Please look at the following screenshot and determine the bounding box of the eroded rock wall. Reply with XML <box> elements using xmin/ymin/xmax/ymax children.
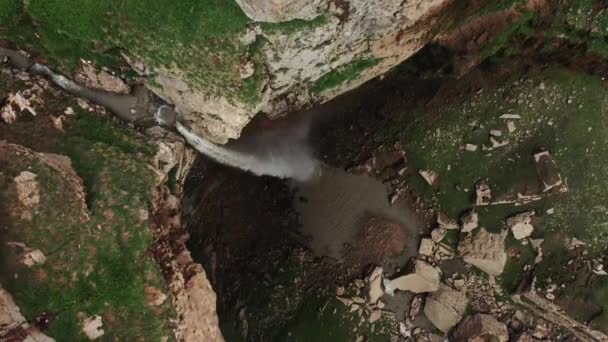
<box><xmin>142</xmin><ymin>0</ymin><xmax>452</xmax><ymax>144</ymax></box>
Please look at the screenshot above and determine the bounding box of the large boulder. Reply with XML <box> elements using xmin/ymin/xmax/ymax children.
<box><xmin>387</xmin><ymin>259</ymin><xmax>441</xmax><ymax>294</ymax></box>
<box><xmin>458</xmin><ymin>228</ymin><xmax>508</xmax><ymax>276</ymax></box>
<box><xmin>424</xmin><ymin>284</ymin><xmax>469</xmax><ymax>333</ymax></box>
<box><xmin>451</xmin><ymin>314</ymin><xmax>509</xmax><ymax>342</ymax></box>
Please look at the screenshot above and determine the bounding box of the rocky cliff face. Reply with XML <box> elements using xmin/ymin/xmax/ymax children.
<box><xmin>130</xmin><ymin>0</ymin><xmax>451</xmax><ymax>143</ymax></box>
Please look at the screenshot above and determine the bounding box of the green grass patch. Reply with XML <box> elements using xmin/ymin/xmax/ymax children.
<box><xmin>2</xmin><ymin>0</ymin><xmax>259</xmax><ymax>104</ymax></box>
<box><xmin>312</xmin><ymin>59</ymin><xmax>381</xmax><ymax>94</ymax></box>
<box><xmin>0</xmin><ymin>0</ymin><xmax>20</xmax><ymax>21</ymax></box>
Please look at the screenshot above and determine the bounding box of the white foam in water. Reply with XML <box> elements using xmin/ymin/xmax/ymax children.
<box><xmin>175</xmin><ymin>120</ymin><xmax>318</xmax><ymax>181</ymax></box>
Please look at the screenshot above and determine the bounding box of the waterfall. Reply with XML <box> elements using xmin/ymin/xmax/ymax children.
<box><xmin>175</xmin><ymin>121</ymin><xmax>318</xmax><ymax>181</ymax></box>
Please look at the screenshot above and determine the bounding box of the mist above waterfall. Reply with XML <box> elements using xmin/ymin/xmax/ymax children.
<box><xmin>176</xmin><ymin>115</ymin><xmax>318</xmax><ymax>181</ymax></box>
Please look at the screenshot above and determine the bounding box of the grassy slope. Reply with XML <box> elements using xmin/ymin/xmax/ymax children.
<box><xmin>0</xmin><ymin>67</ymin><xmax>174</xmax><ymax>339</ymax></box>
<box><xmin>0</xmin><ymin>0</ymin><xmax>258</xmax><ymax>103</ymax></box>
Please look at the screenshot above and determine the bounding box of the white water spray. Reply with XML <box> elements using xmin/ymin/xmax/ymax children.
<box><xmin>175</xmin><ymin>119</ymin><xmax>318</xmax><ymax>181</ymax></box>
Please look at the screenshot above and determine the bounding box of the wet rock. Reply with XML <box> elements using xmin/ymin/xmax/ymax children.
<box><xmin>419</xmin><ymin>170</ymin><xmax>439</xmax><ymax>187</ymax></box>
<box><xmin>458</xmin><ymin>228</ymin><xmax>508</xmax><ymax>276</ymax></box>
<box><xmin>388</xmin><ymin>259</ymin><xmax>440</xmax><ymax>294</ymax></box>
<box><xmin>507</xmin><ymin>211</ymin><xmax>535</xmax><ymax>240</ymax></box>
<box><xmin>475</xmin><ymin>181</ymin><xmax>492</xmax><ymax>205</ymax></box>
<box><xmin>424</xmin><ymin>284</ymin><xmax>468</xmax><ymax>333</ymax></box>
<box><xmin>437</xmin><ymin>212</ymin><xmax>459</xmax><ymax>230</ymax></box>
<box><xmin>368</xmin><ymin>266</ymin><xmax>384</xmax><ymax>304</ymax></box>
<box><xmin>451</xmin><ymin>314</ymin><xmax>508</xmax><ymax>342</ymax></box>
<box><xmin>533</xmin><ymin>151</ymin><xmax>566</xmax><ymax>192</ymax></box>
<box><xmin>461</xmin><ymin>210</ymin><xmax>478</xmax><ymax>233</ymax></box>
<box><xmin>76</xmin><ymin>62</ymin><xmax>130</xmax><ymax>94</ymax></box>
<box><xmin>82</xmin><ymin>315</ymin><xmax>104</xmax><ymax>340</ymax></box>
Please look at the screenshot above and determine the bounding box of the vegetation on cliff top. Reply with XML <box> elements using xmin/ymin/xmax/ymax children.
<box><xmin>0</xmin><ymin>0</ymin><xmax>259</xmax><ymax>103</ymax></box>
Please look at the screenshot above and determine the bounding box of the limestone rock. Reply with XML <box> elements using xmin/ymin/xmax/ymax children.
<box><xmin>418</xmin><ymin>238</ymin><xmax>435</xmax><ymax>256</ymax></box>
<box><xmin>368</xmin><ymin>266</ymin><xmax>384</xmax><ymax>304</ymax></box>
<box><xmin>475</xmin><ymin>181</ymin><xmax>492</xmax><ymax>206</ymax></box>
<box><xmin>507</xmin><ymin>211</ymin><xmax>535</xmax><ymax>240</ymax></box>
<box><xmin>0</xmin><ymin>286</ymin><xmax>54</xmax><ymax>341</ymax></box>
<box><xmin>465</xmin><ymin>143</ymin><xmax>478</xmax><ymax>152</ymax></box>
<box><xmin>1</xmin><ymin>92</ymin><xmax>37</xmax><ymax>124</ymax></box>
<box><xmin>431</xmin><ymin>228</ymin><xmax>447</xmax><ymax>242</ymax></box>
<box><xmin>533</xmin><ymin>151</ymin><xmax>566</xmax><ymax>192</ymax></box>
<box><xmin>461</xmin><ymin>210</ymin><xmax>479</xmax><ymax>233</ymax></box>
<box><xmin>20</xmin><ymin>249</ymin><xmax>47</xmax><ymax>267</ymax></box>
<box><xmin>144</xmin><ymin>285</ymin><xmax>168</xmax><ymax>306</ymax></box>
<box><xmin>388</xmin><ymin>259</ymin><xmax>440</xmax><ymax>294</ymax></box>
<box><xmin>82</xmin><ymin>315</ymin><xmax>104</xmax><ymax>340</ymax></box>
<box><xmin>437</xmin><ymin>212</ymin><xmax>459</xmax><ymax>230</ymax></box>
<box><xmin>424</xmin><ymin>284</ymin><xmax>468</xmax><ymax>333</ymax></box>
<box><xmin>13</xmin><ymin>171</ymin><xmax>40</xmax><ymax>221</ymax></box>
<box><xmin>368</xmin><ymin>310</ymin><xmax>382</xmax><ymax>323</ymax></box>
<box><xmin>419</xmin><ymin>170</ymin><xmax>439</xmax><ymax>186</ymax></box>
<box><xmin>233</xmin><ymin>0</ymin><xmax>326</xmax><ymax>22</ymax></box>
<box><xmin>76</xmin><ymin>62</ymin><xmax>130</xmax><ymax>94</ymax></box>
<box><xmin>458</xmin><ymin>228</ymin><xmax>507</xmax><ymax>276</ymax></box>
<box><xmin>451</xmin><ymin>314</ymin><xmax>508</xmax><ymax>342</ymax></box>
